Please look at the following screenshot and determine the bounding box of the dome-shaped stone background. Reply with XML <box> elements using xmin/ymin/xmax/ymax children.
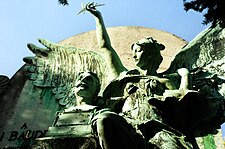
<box><xmin>58</xmin><ymin>26</ymin><xmax>188</xmax><ymax>72</ymax></box>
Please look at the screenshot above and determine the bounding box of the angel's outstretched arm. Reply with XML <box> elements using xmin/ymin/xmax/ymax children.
<box><xmin>82</xmin><ymin>2</ymin><xmax>127</xmax><ymax>78</ymax></box>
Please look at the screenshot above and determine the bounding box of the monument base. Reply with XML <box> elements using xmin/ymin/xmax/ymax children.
<box><xmin>30</xmin><ymin>136</ymin><xmax>99</xmax><ymax>149</ymax></box>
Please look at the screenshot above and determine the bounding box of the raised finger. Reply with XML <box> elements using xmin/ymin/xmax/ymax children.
<box><xmin>23</xmin><ymin>56</ymin><xmax>37</xmax><ymax>65</ymax></box>
<box><xmin>38</xmin><ymin>38</ymin><xmax>58</xmax><ymax>52</ymax></box>
<box><xmin>27</xmin><ymin>43</ymin><xmax>48</xmax><ymax>57</ymax></box>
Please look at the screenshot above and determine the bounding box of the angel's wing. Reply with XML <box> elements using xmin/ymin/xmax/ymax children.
<box><xmin>163</xmin><ymin>25</ymin><xmax>225</xmax><ymax>97</ymax></box>
<box><xmin>23</xmin><ymin>39</ymin><xmax>110</xmax><ymax>107</ymax></box>
<box><xmin>155</xmin><ymin>26</ymin><xmax>225</xmax><ymax>137</ymax></box>
<box><xmin>0</xmin><ymin>75</ymin><xmax>9</xmax><ymax>96</ymax></box>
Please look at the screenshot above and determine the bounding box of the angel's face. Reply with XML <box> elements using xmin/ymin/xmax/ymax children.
<box><xmin>75</xmin><ymin>72</ymin><xmax>99</xmax><ymax>105</ymax></box>
<box><xmin>132</xmin><ymin>44</ymin><xmax>144</xmax><ymax>67</ymax></box>
<box><xmin>132</xmin><ymin>43</ymin><xmax>163</xmax><ymax>75</ymax></box>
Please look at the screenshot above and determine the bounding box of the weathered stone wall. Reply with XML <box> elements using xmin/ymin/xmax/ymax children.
<box><xmin>0</xmin><ymin>66</ymin><xmax>61</xmax><ymax>147</ymax></box>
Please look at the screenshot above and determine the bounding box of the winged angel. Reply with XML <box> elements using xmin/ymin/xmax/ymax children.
<box><xmin>24</xmin><ymin>2</ymin><xmax>225</xmax><ymax>148</ymax></box>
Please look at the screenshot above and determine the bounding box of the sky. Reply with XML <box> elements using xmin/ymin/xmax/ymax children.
<box><xmin>1</xmin><ymin>0</ymin><xmax>224</xmax><ymax>137</ymax></box>
<box><xmin>0</xmin><ymin>0</ymin><xmax>209</xmax><ymax>78</ymax></box>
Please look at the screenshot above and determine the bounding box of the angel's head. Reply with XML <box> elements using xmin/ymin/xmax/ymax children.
<box><xmin>74</xmin><ymin>71</ymin><xmax>100</xmax><ymax>105</ymax></box>
<box><xmin>131</xmin><ymin>37</ymin><xmax>165</xmax><ymax>75</ymax></box>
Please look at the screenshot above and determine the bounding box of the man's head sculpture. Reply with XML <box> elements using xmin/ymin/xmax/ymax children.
<box><xmin>131</xmin><ymin>37</ymin><xmax>165</xmax><ymax>75</ymax></box>
<box><xmin>74</xmin><ymin>71</ymin><xmax>101</xmax><ymax>105</ymax></box>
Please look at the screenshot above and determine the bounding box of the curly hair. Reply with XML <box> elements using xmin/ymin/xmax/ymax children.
<box><xmin>131</xmin><ymin>37</ymin><xmax>165</xmax><ymax>53</ymax></box>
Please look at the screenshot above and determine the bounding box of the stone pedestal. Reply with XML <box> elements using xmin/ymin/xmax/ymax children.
<box><xmin>30</xmin><ymin>136</ymin><xmax>99</xmax><ymax>149</ymax></box>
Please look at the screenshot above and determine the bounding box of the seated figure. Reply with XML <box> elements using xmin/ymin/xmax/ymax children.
<box><xmin>30</xmin><ymin>71</ymin><xmax>145</xmax><ymax>149</ymax></box>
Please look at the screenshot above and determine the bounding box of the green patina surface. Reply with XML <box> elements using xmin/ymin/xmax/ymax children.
<box><xmin>203</xmin><ymin>135</ymin><xmax>216</xmax><ymax>149</ymax></box>
<box><xmin>1</xmin><ymin>2</ymin><xmax>225</xmax><ymax>149</ymax></box>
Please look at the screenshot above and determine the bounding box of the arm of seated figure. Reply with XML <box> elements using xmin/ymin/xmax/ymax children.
<box><xmin>84</xmin><ymin>3</ymin><xmax>127</xmax><ymax>78</ymax></box>
<box><xmin>105</xmin><ymin>97</ymin><xmax>127</xmax><ymax>112</ymax></box>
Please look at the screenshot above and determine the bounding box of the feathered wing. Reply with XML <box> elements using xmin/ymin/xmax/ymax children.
<box><xmin>160</xmin><ymin>25</ymin><xmax>225</xmax><ymax>137</ymax></box>
<box><xmin>23</xmin><ymin>38</ymin><xmax>109</xmax><ymax>107</ymax></box>
<box><xmin>163</xmin><ymin>25</ymin><xmax>225</xmax><ymax>97</ymax></box>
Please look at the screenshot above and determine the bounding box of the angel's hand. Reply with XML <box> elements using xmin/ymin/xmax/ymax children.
<box><xmin>85</xmin><ymin>2</ymin><xmax>97</xmax><ymax>12</ymax></box>
<box><xmin>78</xmin><ymin>2</ymin><xmax>104</xmax><ymax>16</ymax></box>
